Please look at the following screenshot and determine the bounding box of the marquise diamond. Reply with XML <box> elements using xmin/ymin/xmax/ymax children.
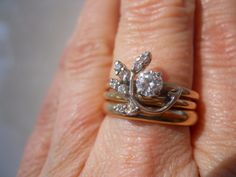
<box><xmin>132</xmin><ymin>51</ymin><xmax>151</xmax><ymax>73</ymax></box>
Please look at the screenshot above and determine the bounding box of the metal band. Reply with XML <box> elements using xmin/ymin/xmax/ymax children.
<box><xmin>104</xmin><ymin>102</ymin><xmax>197</xmax><ymax>126</ymax></box>
<box><xmin>162</xmin><ymin>83</ymin><xmax>199</xmax><ymax>100</ymax></box>
<box><xmin>104</xmin><ymin>91</ymin><xmax>197</xmax><ymax>110</ymax></box>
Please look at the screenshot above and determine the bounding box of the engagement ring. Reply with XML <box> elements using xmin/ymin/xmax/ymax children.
<box><xmin>104</xmin><ymin>52</ymin><xmax>199</xmax><ymax>126</ymax></box>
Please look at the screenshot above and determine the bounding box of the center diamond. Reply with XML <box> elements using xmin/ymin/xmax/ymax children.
<box><xmin>136</xmin><ymin>71</ymin><xmax>163</xmax><ymax>97</ymax></box>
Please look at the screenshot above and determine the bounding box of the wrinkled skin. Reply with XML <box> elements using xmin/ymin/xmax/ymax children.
<box><xmin>17</xmin><ymin>0</ymin><xmax>236</xmax><ymax>177</ymax></box>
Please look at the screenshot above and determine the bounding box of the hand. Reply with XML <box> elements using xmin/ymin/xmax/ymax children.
<box><xmin>17</xmin><ymin>0</ymin><xmax>236</xmax><ymax>176</ymax></box>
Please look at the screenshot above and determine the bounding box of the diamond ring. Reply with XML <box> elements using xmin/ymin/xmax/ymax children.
<box><xmin>104</xmin><ymin>52</ymin><xmax>199</xmax><ymax>126</ymax></box>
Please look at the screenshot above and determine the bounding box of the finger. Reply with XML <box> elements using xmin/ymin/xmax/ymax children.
<box><xmin>82</xmin><ymin>0</ymin><xmax>198</xmax><ymax>176</ymax></box>
<box><xmin>193</xmin><ymin>0</ymin><xmax>236</xmax><ymax>176</ymax></box>
<box><xmin>17</xmin><ymin>75</ymin><xmax>60</xmax><ymax>177</ymax></box>
<box><xmin>39</xmin><ymin>0</ymin><xmax>119</xmax><ymax>176</ymax></box>
<box><xmin>17</xmin><ymin>0</ymin><xmax>119</xmax><ymax>176</ymax></box>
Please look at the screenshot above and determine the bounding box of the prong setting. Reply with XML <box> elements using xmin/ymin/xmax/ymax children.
<box><xmin>109</xmin><ymin>52</ymin><xmax>181</xmax><ymax>115</ymax></box>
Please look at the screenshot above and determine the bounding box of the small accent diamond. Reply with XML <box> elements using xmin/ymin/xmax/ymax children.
<box><xmin>125</xmin><ymin>102</ymin><xmax>139</xmax><ymax>115</ymax></box>
<box><xmin>132</xmin><ymin>51</ymin><xmax>151</xmax><ymax>73</ymax></box>
<box><xmin>114</xmin><ymin>60</ymin><xmax>130</xmax><ymax>82</ymax></box>
<box><xmin>118</xmin><ymin>69</ymin><xmax>130</xmax><ymax>82</ymax></box>
<box><xmin>117</xmin><ymin>84</ymin><xmax>128</xmax><ymax>95</ymax></box>
<box><xmin>113</xmin><ymin>102</ymin><xmax>139</xmax><ymax>115</ymax></box>
<box><xmin>114</xmin><ymin>61</ymin><xmax>123</xmax><ymax>73</ymax></box>
<box><xmin>114</xmin><ymin>104</ymin><xmax>126</xmax><ymax>113</ymax></box>
<box><xmin>109</xmin><ymin>78</ymin><xmax>120</xmax><ymax>89</ymax></box>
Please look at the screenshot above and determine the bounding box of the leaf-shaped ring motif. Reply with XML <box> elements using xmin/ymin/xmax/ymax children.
<box><xmin>109</xmin><ymin>52</ymin><xmax>183</xmax><ymax>116</ymax></box>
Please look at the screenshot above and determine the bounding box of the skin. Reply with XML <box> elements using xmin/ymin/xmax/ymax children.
<box><xmin>17</xmin><ymin>0</ymin><xmax>236</xmax><ymax>176</ymax></box>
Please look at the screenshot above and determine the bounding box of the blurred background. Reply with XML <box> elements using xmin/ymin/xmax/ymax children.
<box><xmin>0</xmin><ymin>0</ymin><xmax>84</xmax><ymax>176</ymax></box>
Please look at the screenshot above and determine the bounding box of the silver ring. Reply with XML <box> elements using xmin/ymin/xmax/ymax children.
<box><xmin>104</xmin><ymin>51</ymin><xmax>199</xmax><ymax>126</ymax></box>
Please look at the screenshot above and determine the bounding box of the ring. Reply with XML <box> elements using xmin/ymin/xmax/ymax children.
<box><xmin>104</xmin><ymin>51</ymin><xmax>199</xmax><ymax>126</ymax></box>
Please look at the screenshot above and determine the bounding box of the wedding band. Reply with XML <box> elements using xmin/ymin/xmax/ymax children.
<box><xmin>104</xmin><ymin>51</ymin><xmax>199</xmax><ymax>126</ymax></box>
<box><xmin>104</xmin><ymin>102</ymin><xmax>197</xmax><ymax>126</ymax></box>
<box><xmin>104</xmin><ymin>91</ymin><xmax>197</xmax><ymax>110</ymax></box>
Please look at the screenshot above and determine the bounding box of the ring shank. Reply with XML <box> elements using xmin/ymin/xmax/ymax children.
<box><xmin>107</xmin><ymin>82</ymin><xmax>199</xmax><ymax>100</ymax></box>
<box><xmin>105</xmin><ymin>80</ymin><xmax>198</xmax><ymax>126</ymax></box>
<box><xmin>104</xmin><ymin>102</ymin><xmax>197</xmax><ymax>126</ymax></box>
<box><xmin>105</xmin><ymin>53</ymin><xmax>199</xmax><ymax>126</ymax></box>
<box><xmin>105</xmin><ymin>91</ymin><xmax>197</xmax><ymax>110</ymax></box>
<box><xmin>163</xmin><ymin>82</ymin><xmax>199</xmax><ymax>100</ymax></box>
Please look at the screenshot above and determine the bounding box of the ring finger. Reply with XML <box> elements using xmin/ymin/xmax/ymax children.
<box><xmin>82</xmin><ymin>0</ymin><xmax>197</xmax><ymax>176</ymax></box>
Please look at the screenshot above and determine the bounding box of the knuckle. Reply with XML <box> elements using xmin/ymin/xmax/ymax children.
<box><xmin>60</xmin><ymin>38</ymin><xmax>112</xmax><ymax>75</ymax></box>
<box><xmin>57</xmin><ymin>93</ymin><xmax>103</xmax><ymax>141</ymax></box>
<box><xmin>122</xmin><ymin>0</ymin><xmax>194</xmax><ymax>33</ymax></box>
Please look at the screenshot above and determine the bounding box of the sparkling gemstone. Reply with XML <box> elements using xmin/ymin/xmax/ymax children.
<box><xmin>132</xmin><ymin>59</ymin><xmax>143</xmax><ymax>72</ymax></box>
<box><xmin>132</xmin><ymin>51</ymin><xmax>151</xmax><ymax>73</ymax></box>
<box><xmin>136</xmin><ymin>71</ymin><xmax>163</xmax><ymax>97</ymax></box>
<box><xmin>117</xmin><ymin>84</ymin><xmax>128</xmax><ymax>95</ymax></box>
<box><xmin>109</xmin><ymin>78</ymin><xmax>120</xmax><ymax>89</ymax></box>
<box><xmin>114</xmin><ymin>103</ymin><xmax>138</xmax><ymax>115</ymax></box>
<box><xmin>118</xmin><ymin>69</ymin><xmax>130</xmax><ymax>82</ymax></box>
<box><xmin>114</xmin><ymin>60</ymin><xmax>130</xmax><ymax>82</ymax></box>
<box><xmin>114</xmin><ymin>61</ymin><xmax>123</xmax><ymax>73</ymax></box>
<box><xmin>114</xmin><ymin>104</ymin><xmax>126</xmax><ymax>113</ymax></box>
<box><xmin>125</xmin><ymin>102</ymin><xmax>139</xmax><ymax>115</ymax></box>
